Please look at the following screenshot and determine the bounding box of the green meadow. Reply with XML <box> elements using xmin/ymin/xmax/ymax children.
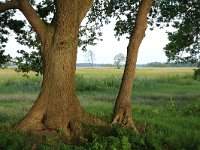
<box><xmin>0</xmin><ymin>68</ymin><xmax>200</xmax><ymax>150</ymax></box>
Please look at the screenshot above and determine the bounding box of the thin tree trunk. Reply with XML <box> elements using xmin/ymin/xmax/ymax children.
<box><xmin>112</xmin><ymin>0</ymin><xmax>154</xmax><ymax>133</ymax></box>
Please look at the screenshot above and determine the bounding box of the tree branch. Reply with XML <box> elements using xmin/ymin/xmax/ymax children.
<box><xmin>0</xmin><ymin>0</ymin><xmax>19</xmax><ymax>13</ymax></box>
<box><xmin>18</xmin><ymin>0</ymin><xmax>47</xmax><ymax>42</ymax></box>
<box><xmin>78</xmin><ymin>0</ymin><xmax>94</xmax><ymax>23</ymax></box>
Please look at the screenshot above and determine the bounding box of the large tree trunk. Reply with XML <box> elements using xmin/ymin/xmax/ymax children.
<box><xmin>112</xmin><ymin>0</ymin><xmax>153</xmax><ymax>133</ymax></box>
<box><xmin>14</xmin><ymin>0</ymin><xmax>105</xmax><ymax>140</ymax></box>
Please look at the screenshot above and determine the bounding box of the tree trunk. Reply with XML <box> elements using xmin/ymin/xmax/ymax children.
<box><xmin>112</xmin><ymin>0</ymin><xmax>153</xmax><ymax>133</ymax></box>
<box><xmin>14</xmin><ymin>0</ymin><xmax>105</xmax><ymax>141</ymax></box>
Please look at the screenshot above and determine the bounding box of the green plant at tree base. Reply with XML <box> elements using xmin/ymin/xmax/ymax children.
<box><xmin>193</xmin><ymin>63</ymin><xmax>200</xmax><ymax>81</ymax></box>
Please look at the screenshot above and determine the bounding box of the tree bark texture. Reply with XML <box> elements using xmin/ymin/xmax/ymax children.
<box><xmin>6</xmin><ymin>0</ymin><xmax>101</xmax><ymax>140</ymax></box>
<box><xmin>112</xmin><ymin>0</ymin><xmax>154</xmax><ymax>133</ymax></box>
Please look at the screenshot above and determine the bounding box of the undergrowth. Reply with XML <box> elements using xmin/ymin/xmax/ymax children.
<box><xmin>0</xmin><ymin>101</ymin><xmax>200</xmax><ymax>150</ymax></box>
<box><xmin>0</xmin><ymin>68</ymin><xmax>200</xmax><ymax>149</ymax></box>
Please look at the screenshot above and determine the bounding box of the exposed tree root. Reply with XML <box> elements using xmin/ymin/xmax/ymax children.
<box><xmin>13</xmin><ymin>94</ymin><xmax>108</xmax><ymax>145</ymax></box>
<box><xmin>111</xmin><ymin>110</ymin><xmax>139</xmax><ymax>134</ymax></box>
<box><xmin>14</xmin><ymin>121</ymin><xmax>46</xmax><ymax>132</ymax></box>
<box><xmin>15</xmin><ymin>119</ymin><xmax>86</xmax><ymax>144</ymax></box>
<box><xmin>14</xmin><ymin>107</ymin><xmax>107</xmax><ymax>144</ymax></box>
<box><xmin>13</xmin><ymin>107</ymin><xmax>46</xmax><ymax>132</ymax></box>
<box><xmin>81</xmin><ymin>111</ymin><xmax>108</xmax><ymax>126</ymax></box>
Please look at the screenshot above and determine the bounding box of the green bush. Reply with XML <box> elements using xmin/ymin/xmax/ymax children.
<box><xmin>85</xmin><ymin>134</ymin><xmax>132</xmax><ymax>150</ymax></box>
<box><xmin>193</xmin><ymin>67</ymin><xmax>200</xmax><ymax>80</ymax></box>
<box><xmin>0</xmin><ymin>132</ymin><xmax>30</xmax><ymax>150</ymax></box>
<box><xmin>183</xmin><ymin>103</ymin><xmax>200</xmax><ymax>115</ymax></box>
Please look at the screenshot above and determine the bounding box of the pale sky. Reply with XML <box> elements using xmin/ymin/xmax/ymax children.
<box><xmin>3</xmin><ymin>12</ymin><xmax>170</xmax><ymax>65</ymax></box>
<box><xmin>77</xmin><ymin>23</ymin><xmax>169</xmax><ymax>64</ymax></box>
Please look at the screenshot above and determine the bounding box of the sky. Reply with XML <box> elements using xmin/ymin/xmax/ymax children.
<box><xmin>4</xmin><ymin>13</ymin><xmax>170</xmax><ymax>65</ymax></box>
<box><xmin>77</xmin><ymin>24</ymin><xmax>169</xmax><ymax>64</ymax></box>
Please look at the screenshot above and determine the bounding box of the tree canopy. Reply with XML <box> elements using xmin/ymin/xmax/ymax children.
<box><xmin>90</xmin><ymin>0</ymin><xmax>200</xmax><ymax>67</ymax></box>
<box><xmin>0</xmin><ymin>0</ymin><xmax>156</xmax><ymax>73</ymax></box>
<box><xmin>0</xmin><ymin>0</ymin><xmax>101</xmax><ymax>74</ymax></box>
<box><xmin>1</xmin><ymin>0</ymin><xmax>199</xmax><ymax>72</ymax></box>
<box><xmin>158</xmin><ymin>0</ymin><xmax>200</xmax><ymax>64</ymax></box>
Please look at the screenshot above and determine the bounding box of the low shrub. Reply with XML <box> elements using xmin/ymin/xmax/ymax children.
<box><xmin>183</xmin><ymin>103</ymin><xmax>200</xmax><ymax>115</ymax></box>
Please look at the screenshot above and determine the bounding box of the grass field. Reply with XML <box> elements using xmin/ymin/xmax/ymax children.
<box><xmin>0</xmin><ymin>67</ymin><xmax>200</xmax><ymax>150</ymax></box>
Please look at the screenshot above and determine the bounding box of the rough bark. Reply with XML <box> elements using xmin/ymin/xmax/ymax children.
<box><xmin>2</xmin><ymin>0</ymin><xmax>106</xmax><ymax>141</ymax></box>
<box><xmin>0</xmin><ymin>0</ymin><xmax>19</xmax><ymax>13</ymax></box>
<box><xmin>112</xmin><ymin>0</ymin><xmax>154</xmax><ymax>133</ymax></box>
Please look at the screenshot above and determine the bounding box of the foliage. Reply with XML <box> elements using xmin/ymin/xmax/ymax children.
<box><xmin>0</xmin><ymin>0</ymin><xmax>166</xmax><ymax>74</ymax></box>
<box><xmin>1</xmin><ymin>105</ymin><xmax>200</xmax><ymax>150</ymax></box>
<box><xmin>85</xmin><ymin>133</ymin><xmax>132</xmax><ymax>150</ymax></box>
<box><xmin>146</xmin><ymin>62</ymin><xmax>170</xmax><ymax>67</ymax></box>
<box><xmin>193</xmin><ymin>67</ymin><xmax>200</xmax><ymax>81</ymax></box>
<box><xmin>149</xmin><ymin>0</ymin><xmax>200</xmax><ymax>79</ymax></box>
<box><xmin>0</xmin><ymin>0</ymin><xmax>102</xmax><ymax>74</ymax></box>
<box><xmin>14</xmin><ymin>50</ymin><xmax>43</xmax><ymax>76</ymax></box>
<box><xmin>0</xmin><ymin>0</ymin><xmax>199</xmax><ymax>77</ymax></box>
<box><xmin>0</xmin><ymin>131</ymin><xmax>76</xmax><ymax>150</ymax></box>
<box><xmin>113</xmin><ymin>53</ymin><xmax>125</xmax><ymax>69</ymax></box>
<box><xmin>146</xmin><ymin>62</ymin><xmax>196</xmax><ymax>67</ymax></box>
<box><xmin>90</xmin><ymin>0</ymin><xmax>200</xmax><ymax>79</ymax></box>
<box><xmin>0</xmin><ymin>10</ymin><xmax>17</xmax><ymax>68</ymax></box>
<box><xmin>158</xmin><ymin>1</ymin><xmax>200</xmax><ymax>65</ymax></box>
<box><xmin>183</xmin><ymin>103</ymin><xmax>200</xmax><ymax>116</ymax></box>
<box><xmin>88</xmin><ymin>0</ymin><xmax>158</xmax><ymax>38</ymax></box>
<box><xmin>193</xmin><ymin>63</ymin><xmax>200</xmax><ymax>81</ymax></box>
<box><xmin>0</xmin><ymin>50</ymin><xmax>11</xmax><ymax>69</ymax></box>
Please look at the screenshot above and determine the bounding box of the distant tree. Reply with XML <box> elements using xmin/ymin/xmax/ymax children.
<box><xmin>84</xmin><ymin>50</ymin><xmax>95</xmax><ymax>68</ymax></box>
<box><xmin>146</xmin><ymin>62</ymin><xmax>196</xmax><ymax>68</ymax></box>
<box><xmin>102</xmin><ymin>64</ymin><xmax>113</xmax><ymax>67</ymax></box>
<box><xmin>146</xmin><ymin>62</ymin><xmax>170</xmax><ymax>67</ymax></box>
<box><xmin>114</xmin><ymin>53</ymin><xmax>125</xmax><ymax>69</ymax></box>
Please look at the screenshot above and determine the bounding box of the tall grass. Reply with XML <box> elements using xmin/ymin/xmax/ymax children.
<box><xmin>0</xmin><ymin>68</ymin><xmax>200</xmax><ymax>149</ymax></box>
<box><xmin>0</xmin><ymin>77</ymin><xmax>42</xmax><ymax>93</ymax></box>
<box><xmin>1</xmin><ymin>68</ymin><xmax>199</xmax><ymax>102</ymax></box>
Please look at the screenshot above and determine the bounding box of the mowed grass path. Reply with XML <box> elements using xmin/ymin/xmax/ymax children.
<box><xmin>0</xmin><ymin>67</ymin><xmax>200</xmax><ymax>149</ymax></box>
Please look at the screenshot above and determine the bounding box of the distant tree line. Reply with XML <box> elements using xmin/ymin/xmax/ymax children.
<box><xmin>145</xmin><ymin>62</ymin><xmax>197</xmax><ymax>67</ymax></box>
